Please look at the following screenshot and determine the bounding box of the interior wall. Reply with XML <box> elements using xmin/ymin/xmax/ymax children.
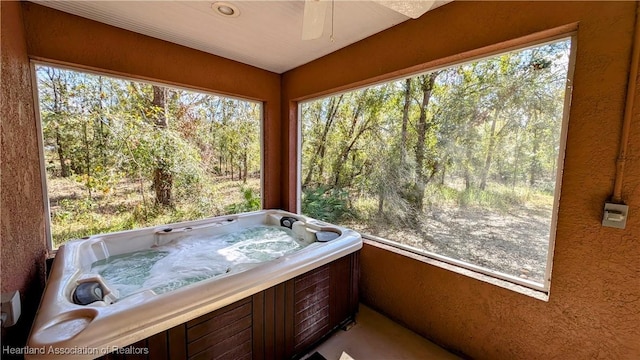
<box><xmin>20</xmin><ymin>2</ymin><xmax>283</xmax><ymax>209</ymax></box>
<box><xmin>283</xmin><ymin>1</ymin><xmax>640</xmax><ymax>358</ymax></box>
<box><xmin>0</xmin><ymin>0</ymin><xmax>47</xmax><ymax>344</ymax></box>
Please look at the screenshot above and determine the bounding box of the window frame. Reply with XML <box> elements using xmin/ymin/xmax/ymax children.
<box><xmin>31</xmin><ymin>60</ymin><xmax>265</xmax><ymax>252</ymax></box>
<box><xmin>296</xmin><ymin>34</ymin><xmax>577</xmax><ymax>294</ymax></box>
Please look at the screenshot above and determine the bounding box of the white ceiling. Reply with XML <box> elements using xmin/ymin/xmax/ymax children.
<box><xmin>33</xmin><ymin>1</ymin><xmax>450</xmax><ymax>74</ymax></box>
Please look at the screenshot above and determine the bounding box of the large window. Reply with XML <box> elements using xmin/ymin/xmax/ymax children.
<box><xmin>300</xmin><ymin>38</ymin><xmax>573</xmax><ymax>291</ymax></box>
<box><xmin>35</xmin><ymin>64</ymin><xmax>262</xmax><ymax>248</ymax></box>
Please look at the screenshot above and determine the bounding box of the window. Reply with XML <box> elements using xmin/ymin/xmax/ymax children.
<box><xmin>299</xmin><ymin>38</ymin><xmax>574</xmax><ymax>291</ymax></box>
<box><xmin>35</xmin><ymin>64</ymin><xmax>262</xmax><ymax>248</ymax></box>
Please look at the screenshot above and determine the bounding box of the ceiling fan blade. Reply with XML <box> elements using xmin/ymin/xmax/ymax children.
<box><xmin>373</xmin><ymin>0</ymin><xmax>437</xmax><ymax>19</ymax></box>
<box><xmin>302</xmin><ymin>0</ymin><xmax>330</xmax><ymax>40</ymax></box>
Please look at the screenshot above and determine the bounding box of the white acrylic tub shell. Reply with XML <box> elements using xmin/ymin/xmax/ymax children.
<box><xmin>27</xmin><ymin>210</ymin><xmax>362</xmax><ymax>359</ymax></box>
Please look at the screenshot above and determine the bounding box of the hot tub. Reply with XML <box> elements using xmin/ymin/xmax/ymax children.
<box><xmin>27</xmin><ymin>210</ymin><xmax>362</xmax><ymax>359</ymax></box>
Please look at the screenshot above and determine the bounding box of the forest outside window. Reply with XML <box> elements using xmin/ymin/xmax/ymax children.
<box><xmin>300</xmin><ymin>38</ymin><xmax>573</xmax><ymax>291</ymax></box>
<box><xmin>35</xmin><ymin>64</ymin><xmax>262</xmax><ymax>248</ymax></box>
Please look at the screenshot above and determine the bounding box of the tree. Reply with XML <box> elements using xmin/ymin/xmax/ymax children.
<box><xmin>150</xmin><ymin>85</ymin><xmax>173</xmax><ymax>206</ymax></box>
<box><xmin>300</xmin><ymin>38</ymin><xmax>572</xmax><ymax>235</ymax></box>
<box><xmin>302</xmin><ymin>95</ymin><xmax>343</xmax><ymax>187</ymax></box>
<box><xmin>409</xmin><ymin>72</ymin><xmax>441</xmax><ymax>212</ymax></box>
<box><xmin>39</xmin><ymin>67</ymin><xmax>75</xmax><ymax>177</ymax></box>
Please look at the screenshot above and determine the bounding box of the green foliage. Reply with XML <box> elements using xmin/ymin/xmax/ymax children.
<box><xmin>456</xmin><ymin>187</ymin><xmax>526</xmax><ymax>211</ymax></box>
<box><xmin>36</xmin><ymin>65</ymin><xmax>263</xmax><ymax>246</ymax></box>
<box><xmin>51</xmin><ymin>197</ymin><xmax>133</xmax><ymax>247</ymax></box>
<box><xmin>300</xmin><ymin>39</ymin><xmax>571</xmax><ymax>228</ymax></box>
<box><xmin>302</xmin><ymin>187</ymin><xmax>352</xmax><ymax>223</ymax></box>
<box><xmin>225</xmin><ymin>187</ymin><xmax>261</xmax><ymax>213</ymax></box>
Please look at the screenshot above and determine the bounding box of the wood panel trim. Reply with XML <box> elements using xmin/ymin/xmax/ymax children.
<box><xmin>350</xmin><ymin>251</ymin><xmax>360</xmax><ymax>316</ymax></box>
<box><xmin>284</xmin><ymin>279</ymin><xmax>295</xmax><ymax>358</ymax></box>
<box><xmin>277</xmin><ymin>282</ymin><xmax>288</xmax><ymax>359</ymax></box>
<box><xmin>147</xmin><ymin>331</ymin><xmax>169</xmax><ymax>360</ymax></box>
<box><xmin>188</xmin><ymin>315</ymin><xmax>252</xmax><ymax>355</ymax></box>
<box><xmin>187</xmin><ymin>303</ymin><xmax>252</xmax><ymax>341</ymax></box>
<box><xmin>252</xmin><ymin>291</ymin><xmax>265</xmax><ymax>360</ymax></box>
<box><xmin>168</xmin><ymin>325</ymin><xmax>187</xmax><ymax>360</ymax></box>
<box><xmin>187</xmin><ymin>297</ymin><xmax>251</xmax><ymax>328</ymax></box>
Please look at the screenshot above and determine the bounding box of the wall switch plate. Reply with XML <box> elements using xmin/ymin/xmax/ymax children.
<box><xmin>1</xmin><ymin>290</ymin><xmax>21</xmax><ymax>327</ymax></box>
<box><xmin>602</xmin><ymin>203</ymin><xmax>629</xmax><ymax>229</ymax></box>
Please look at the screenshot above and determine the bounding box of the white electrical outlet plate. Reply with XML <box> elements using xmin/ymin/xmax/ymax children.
<box><xmin>602</xmin><ymin>203</ymin><xmax>629</xmax><ymax>229</ymax></box>
<box><xmin>1</xmin><ymin>290</ymin><xmax>21</xmax><ymax>327</ymax></box>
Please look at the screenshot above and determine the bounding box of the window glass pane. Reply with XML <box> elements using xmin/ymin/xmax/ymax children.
<box><xmin>35</xmin><ymin>65</ymin><xmax>262</xmax><ymax>248</ymax></box>
<box><xmin>300</xmin><ymin>38</ymin><xmax>572</xmax><ymax>286</ymax></box>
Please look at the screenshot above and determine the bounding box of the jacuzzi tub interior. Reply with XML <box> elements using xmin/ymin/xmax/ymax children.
<box><xmin>27</xmin><ymin>210</ymin><xmax>362</xmax><ymax>359</ymax></box>
<box><xmin>86</xmin><ymin>223</ymin><xmax>312</xmax><ymax>302</ymax></box>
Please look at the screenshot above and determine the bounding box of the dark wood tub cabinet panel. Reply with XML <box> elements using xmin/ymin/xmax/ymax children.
<box><xmin>99</xmin><ymin>251</ymin><xmax>359</xmax><ymax>360</ymax></box>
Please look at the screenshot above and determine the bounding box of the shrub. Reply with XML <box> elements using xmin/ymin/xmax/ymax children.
<box><xmin>457</xmin><ymin>186</ymin><xmax>526</xmax><ymax>211</ymax></box>
<box><xmin>302</xmin><ymin>186</ymin><xmax>352</xmax><ymax>223</ymax></box>
<box><xmin>225</xmin><ymin>187</ymin><xmax>261</xmax><ymax>213</ymax></box>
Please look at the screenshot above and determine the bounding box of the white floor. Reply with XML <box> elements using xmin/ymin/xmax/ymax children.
<box><xmin>304</xmin><ymin>304</ymin><xmax>461</xmax><ymax>360</ymax></box>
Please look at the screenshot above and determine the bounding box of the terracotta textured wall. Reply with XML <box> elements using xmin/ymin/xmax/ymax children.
<box><xmin>0</xmin><ymin>0</ymin><xmax>48</xmax><ymax>344</ymax></box>
<box><xmin>283</xmin><ymin>1</ymin><xmax>639</xmax><ymax>359</ymax></box>
<box><xmin>20</xmin><ymin>2</ymin><xmax>283</xmax><ymax>209</ymax></box>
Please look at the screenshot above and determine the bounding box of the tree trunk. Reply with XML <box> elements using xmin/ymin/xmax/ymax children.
<box><xmin>55</xmin><ymin>130</ymin><xmax>70</xmax><ymax>177</ymax></box>
<box><xmin>333</xmin><ymin>91</ymin><xmax>367</xmax><ymax>187</ymax></box>
<box><xmin>96</xmin><ymin>76</ymin><xmax>107</xmax><ymax>168</ymax></box>
<box><xmin>83</xmin><ymin>121</ymin><xmax>92</xmax><ymax>199</ymax></box>
<box><xmin>400</xmin><ymin>78</ymin><xmax>411</xmax><ymax>162</ymax></box>
<box><xmin>347</xmin><ymin>152</ymin><xmax>358</xmax><ymax>188</ymax></box>
<box><xmin>317</xmin><ymin>145</ymin><xmax>326</xmax><ymax>182</ymax></box>
<box><xmin>529</xmin><ymin>128</ymin><xmax>541</xmax><ymax>187</ymax></box>
<box><xmin>153</xmin><ymin>164</ymin><xmax>172</xmax><ymax>206</ymax></box>
<box><xmin>411</xmin><ymin>73</ymin><xmax>438</xmax><ymax>213</ymax></box>
<box><xmin>464</xmin><ymin>165</ymin><xmax>472</xmax><ymax>190</ymax></box>
<box><xmin>512</xmin><ymin>128</ymin><xmax>521</xmax><ymax>189</ymax></box>
<box><xmin>377</xmin><ymin>79</ymin><xmax>411</xmax><ymax>215</ymax></box>
<box><xmin>303</xmin><ymin>95</ymin><xmax>343</xmax><ymax>187</ymax></box>
<box><xmin>480</xmin><ymin>113</ymin><xmax>498</xmax><ymax>191</ymax></box>
<box><xmin>152</xmin><ymin>85</ymin><xmax>173</xmax><ymax>206</ymax></box>
<box><xmin>243</xmin><ymin>151</ymin><xmax>248</xmax><ymax>184</ymax></box>
<box><xmin>50</xmin><ymin>69</ymin><xmax>71</xmax><ymax>177</ymax></box>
